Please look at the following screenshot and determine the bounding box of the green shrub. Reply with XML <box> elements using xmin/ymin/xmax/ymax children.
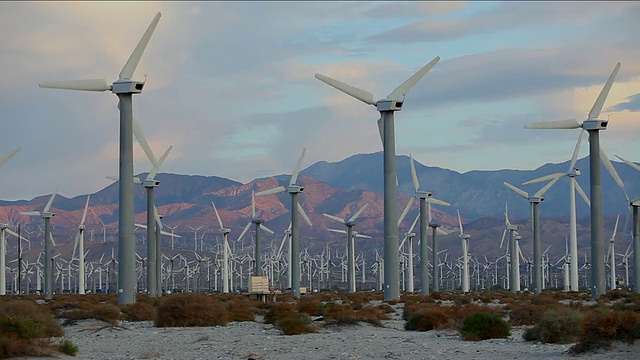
<box><xmin>0</xmin><ymin>300</ymin><xmax>64</xmax><ymax>358</ymax></box>
<box><xmin>58</xmin><ymin>338</ymin><xmax>78</xmax><ymax>356</ymax></box>
<box><xmin>524</xmin><ymin>308</ymin><xmax>584</xmax><ymax>344</ymax></box>
<box><xmin>570</xmin><ymin>309</ymin><xmax>640</xmax><ymax>354</ymax></box>
<box><xmin>459</xmin><ymin>312</ymin><xmax>511</xmax><ymax>341</ymax></box>
<box><xmin>274</xmin><ymin>313</ymin><xmax>317</xmax><ymax>335</ymax></box>
<box><xmin>155</xmin><ymin>293</ymin><xmax>230</xmax><ymax>327</ymax></box>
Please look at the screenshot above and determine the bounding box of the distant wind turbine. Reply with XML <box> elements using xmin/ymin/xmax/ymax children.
<box><xmin>315</xmin><ymin>56</ymin><xmax>440</xmax><ymax>301</ymax></box>
<box><xmin>236</xmin><ymin>190</ymin><xmax>275</xmax><ymax>277</ymax></box>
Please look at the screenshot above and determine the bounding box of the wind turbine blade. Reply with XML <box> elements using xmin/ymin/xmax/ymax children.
<box><xmin>522</xmin><ymin>173</ymin><xmax>564</xmax><ymax>185</ymax></box>
<box><xmin>399</xmin><ymin>235</ymin><xmax>408</xmax><ymax>250</ymax></box>
<box><xmin>327</xmin><ymin>228</ymin><xmax>347</xmax><ymax>235</ymax></box>
<box><xmin>387</xmin><ymin>56</ymin><xmax>440</xmax><ymax>101</ymax></box>
<box><xmin>354</xmin><ymin>233</ymin><xmax>372</xmax><ymax>239</ymax></box>
<box><xmin>615</xmin><ymin>155</ymin><xmax>640</xmax><ymax>172</ymax></box>
<box><xmin>255</xmin><ymin>186</ymin><xmax>287</xmax><ymax>196</ymax></box>
<box><xmin>376</xmin><ymin>117</ymin><xmax>384</xmax><ymax>146</ymax></box>
<box><xmin>20</xmin><ymin>211</ymin><xmax>41</xmax><ymax>216</ymax></box>
<box><xmin>499</xmin><ymin>228</ymin><xmax>507</xmax><ymax>249</ymax></box>
<box><xmin>524</xmin><ymin>119</ymin><xmax>581</xmax><ymax>129</ymax></box>
<box><xmin>211</xmin><ymin>201</ymin><xmax>224</xmax><ymax>229</ymax></box>
<box><xmin>408</xmin><ymin>213</ymin><xmax>420</xmax><ymax>234</ymax></box>
<box><xmin>154</xmin><ymin>206</ymin><xmax>163</xmax><ymax>230</ymax></box>
<box><xmin>149</xmin><ymin>145</ymin><xmax>172</xmax><ymax>180</ymax></box>
<box><xmin>135</xmin><ymin>223</ymin><xmax>147</xmax><ymax>229</ymax></box>
<box><xmin>588</xmin><ymin>62</ymin><xmax>621</xmax><ymax>120</ymax></box>
<box><xmin>314</xmin><ymin>73</ymin><xmax>376</xmax><ymax>105</ymax></box>
<box><xmin>425</xmin><ymin>196</ymin><xmax>451</xmax><ymax>207</ymax></box>
<box><xmin>237</xmin><ymin>222</ymin><xmax>251</xmax><ymax>242</ymax></box>
<box><xmin>600</xmin><ymin>148</ymin><xmax>625</xmax><ymax>190</ymax></box>
<box><xmin>49</xmin><ymin>233</ymin><xmax>56</xmax><ymax>247</ymax></box>
<box><xmin>427</xmin><ymin>201</ymin><xmax>432</xmax><ymax>223</ymax></box>
<box><xmin>80</xmin><ymin>194</ymin><xmax>91</xmax><ymax>225</ymax></box>
<box><xmin>0</xmin><ymin>148</ymin><xmax>20</xmax><ymax>167</ymax></box>
<box><xmin>43</xmin><ymin>189</ymin><xmax>58</xmax><ymax>213</ymax></box>
<box><xmin>534</xmin><ymin>176</ymin><xmax>560</xmax><ymax>198</ymax></box>
<box><xmin>323</xmin><ymin>213</ymin><xmax>345</xmax><ymax>224</ymax></box>
<box><xmin>119</xmin><ymin>12</ymin><xmax>162</xmax><ymax>80</ymax></box>
<box><xmin>457</xmin><ymin>209</ymin><xmax>464</xmax><ymax>235</ymax></box>
<box><xmin>133</xmin><ymin>118</ymin><xmax>158</xmax><ymax>167</ymax></box>
<box><xmin>397</xmin><ymin>198</ymin><xmax>415</xmax><ymax>227</ymax></box>
<box><xmin>260</xmin><ymin>224</ymin><xmax>275</xmax><ymax>235</ymax></box>
<box><xmin>39</xmin><ymin>79</ymin><xmax>110</xmax><ymax>92</ymax></box>
<box><xmin>504</xmin><ymin>182</ymin><xmax>529</xmax><ymax>199</ymax></box>
<box><xmin>612</xmin><ymin>214</ymin><xmax>620</xmax><ymax>239</ymax></box>
<box><xmin>575</xmin><ymin>181</ymin><xmax>591</xmax><ymax>207</ymax></box>
<box><xmin>568</xmin><ymin>130</ymin><xmax>586</xmax><ymax>171</ymax></box>
<box><xmin>251</xmin><ymin>190</ymin><xmax>256</xmax><ymax>219</ymax></box>
<box><xmin>348</xmin><ymin>203</ymin><xmax>369</xmax><ymax>223</ymax></box>
<box><xmin>72</xmin><ymin>233</ymin><xmax>79</xmax><ymax>260</ymax></box>
<box><xmin>298</xmin><ymin>202</ymin><xmax>313</xmax><ymax>227</ymax></box>
<box><xmin>410</xmin><ymin>154</ymin><xmax>420</xmax><ymax>193</ymax></box>
<box><xmin>290</xmin><ymin>147</ymin><xmax>306</xmax><ymax>186</ymax></box>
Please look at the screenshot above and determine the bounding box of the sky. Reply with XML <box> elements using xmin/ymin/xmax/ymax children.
<box><xmin>1</xmin><ymin>1</ymin><xmax>639</xmax><ymax>202</ymax></box>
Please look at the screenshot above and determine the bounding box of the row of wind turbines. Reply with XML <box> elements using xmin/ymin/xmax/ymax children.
<box><xmin>2</xmin><ymin>12</ymin><xmax>638</xmax><ymax>304</ymax></box>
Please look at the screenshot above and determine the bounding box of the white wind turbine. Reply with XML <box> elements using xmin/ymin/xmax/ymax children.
<box><xmin>71</xmin><ymin>195</ymin><xmax>91</xmax><ymax>294</ymax></box>
<box><xmin>409</xmin><ymin>154</ymin><xmax>450</xmax><ymax>294</ymax></box>
<box><xmin>211</xmin><ymin>200</ymin><xmax>232</xmax><ymax>293</ymax></box>
<box><xmin>255</xmin><ymin>148</ymin><xmax>312</xmax><ymax>298</ymax></box>
<box><xmin>236</xmin><ymin>190</ymin><xmax>275</xmax><ymax>277</ymax></box>
<box><xmin>315</xmin><ymin>56</ymin><xmax>440</xmax><ymax>301</ymax></box>
<box><xmin>504</xmin><ymin>178</ymin><xmax>559</xmax><ymax>294</ymax></box>
<box><xmin>456</xmin><ymin>209</ymin><xmax>470</xmax><ymax>293</ymax></box>
<box><xmin>0</xmin><ymin>224</ymin><xmax>27</xmax><ymax>295</ymax></box>
<box><xmin>39</xmin><ymin>12</ymin><xmax>162</xmax><ymax>305</ymax></box>
<box><xmin>524</xmin><ymin>62</ymin><xmax>621</xmax><ymax>299</ymax></box>
<box><xmin>324</xmin><ymin>203</ymin><xmax>368</xmax><ymax>293</ymax></box>
<box><xmin>606</xmin><ymin>215</ymin><xmax>620</xmax><ymax>290</ymax></box>
<box><xmin>399</xmin><ymin>213</ymin><xmax>420</xmax><ymax>293</ymax></box>
<box><xmin>500</xmin><ymin>202</ymin><xmax>521</xmax><ymax>292</ymax></box>
<box><xmin>613</xmin><ymin>154</ymin><xmax>640</xmax><ymax>292</ymax></box>
<box><xmin>21</xmin><ymin>190</ymin><xmax>57</xmax><ymax>299</ymax></box>
<box><xmin>522</xmin><ymin>130</ymin><xmax>590</xmax><ymax>291</ymax></box>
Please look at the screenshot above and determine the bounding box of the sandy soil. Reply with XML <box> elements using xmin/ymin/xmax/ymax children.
<box><xmin>10</xmin><ymin>303</ymin><xmax>640</xmax><ymax>360</ymax></box>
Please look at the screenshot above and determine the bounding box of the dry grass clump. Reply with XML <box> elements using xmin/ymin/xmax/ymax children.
<box><xmin>404</xmin><ymin>303</ymin><xmax>452</xmax><ymax>331</ymax></box>
<box><xmin>0</xmin><ymin>299</ymin><xmax>65</xmax><ymax>359</ymax></box>
<box><xmin>377</xmin><ymin>303</ymin><xmax>395</xmax><ymax>314</ymax></box>
<box><xmin>155</xmin><ymin>293</ymin><xmax>229</xmax><ymax>327</ymax></box>
<box><xmin>570</xmin><ymin>308</ymin><xmax>640</xmax><ymax>354</ymax></box>
<box><xmin>274</xmin><ymin>312</ymin><xmax>317</xmax><ymax>335</ymax></box>
<box><xmin>297</xmin><ymin>295</ymin><xmax>322</xmax><ymax>316</ymax></box>
<box><xmin>523</xmin><ymin>307</ymin><xmax>584</xmax><ymax>344</ymax></box>
<box><xmin>263</xmin><ymin>303</ymin><xmax>298</xmax><ymax>324</ymax></box>
<box><xmin>354</xmin><ymin>305</ymin><xmax>390</xmax><ymax>327</ymax></box>
<box><xmin>88</xmin><ymin>303</ymin><xmax>121</xmax><ymax>325</ymax></box>
<box><xmin>225</xmin><ymin>298</ymin><xmax>256</xmax><ymax>322</ymax></box>
<box><xmin>459</xmin><ymin>311</ymin><xmax>511</xmax><ymax>341</ymax></box>
<box><xmin>121</xmin><ymin>301</ymin><xmax>157</xmax><ymax>322</ymax></box>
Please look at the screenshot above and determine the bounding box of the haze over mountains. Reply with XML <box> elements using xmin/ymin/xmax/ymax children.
<box><xmin>0</xmin><ymin>151</ymin><xmax>637</xmax><ymax>262</ymax></box>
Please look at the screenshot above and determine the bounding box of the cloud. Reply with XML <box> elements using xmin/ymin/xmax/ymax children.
<box><xmin>610</xmin><ymin>93</ymin><xmax>640</xmax><ymax>112</ymax></box>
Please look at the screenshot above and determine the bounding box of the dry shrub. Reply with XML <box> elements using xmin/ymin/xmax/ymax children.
<box><xmin>89</xmin><ymin>303</ymin><xmax>121</xmax><ymax>325</ymax></box>
<box><xmin>322</xmin><ymin>302</ymin><xmax>358</xmax><ymax>326</ymax></box>
<box><xmin>155</xmin><ymin>293</ymin><xmax>229</xmax><ymax>327</ymax></box>
<box><xmin>459</xmin><ymin>311</ymin><xmax>511</xmax><ymax>341</ymax></box>
<box><xmin>274</xmin><ymin>312</ymin><xmax>317</xmax><ymax>335</ymax></box>
<box><xmin>570</xmin><ymin>309</ymin><xmax>640</xmax><ymax>353</ymax></box>
<box><xmin>344</xmin><ymin>293</ymin><xmax>370</xmax><ymax>309</ymax></box>
<box><xmin>377</xmin><ymin>303</ymin><xmax>395</xmax><ymax>314</ymax></box>
<box><xmin>530</xmin><ymin>294</ymin><xmax>560</xmax><ymax>307</ymax></box>
<box><xmin>225</xmin><ymin>298</ymin><xmax>256</xmax><ymax>322</ymax></box>
<box><xmin>354</xmin><ymin>305</ymin><xmax>390</xmax><ymax>327</ymax></box>
<box><xmin>297</xmin><ymin>296</ymin><xmax>322</xmax><ymax>316</ymax></box>
<box><xmin>446</xmin><ymin>303</ymin><xmax>500</xmax><ymax>326</ymax></box>
<box><xmin>121</xmin><ymin>301</ymin><xmax>157</xmax><ymax>322</ymax></box>
<box><xmin>0</xmin><ymin>300</ymin><xmax>64</xmax><ymax>358</ymax></box>
<box><xmin>404</xmin><ymin>304</ymin><xmax>451</xmax><ymax>331</ymax></box>
<box><xmin>509</xmin><ymin>302</ymin><xmax>547</xmax><ymax>326</ymax></box>
<box><xmin>524</xmin><ymin>307</ymin><xmax>584</xmax><ymax>343</ymax></box>
<box><xmin>264</xmin><ymin>303</ymin><xmax>298</xmax><ymax>324</ymax></box>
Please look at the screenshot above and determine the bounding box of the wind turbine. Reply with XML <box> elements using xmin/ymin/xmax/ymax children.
<box><xmin>522</xmin><ymin>130</ymin><xmax>590</xmax><ymax>291</ymax></box>
<box><xmin>237</xmin><ymin>190</ymin><xmax>275</xmax><ymax>277</ymax></box>
<box><xmin>315</xmin><ymin>56</ymin><xmax>440</xmax><ymax>301</ymax></box>
<box><xmin>211</xmin><ymin>200</ymin><xmax>231</xmax><ymax>293</ymax></box>
<box><xmin>614</xmin><ymin>154</ymin><xmax>640</xmax><ymax>293</ymax></box>
<box><xmin>71</xmin><ymin>195</ymin><xmax>91</xmax><ymax>295</ymax></box>
<box><xmin>255</xmin><ymin>148</ymin><xmax>312</xmax><ymax>298</ymax></box>
<box><xmin>500</xmin><ymin>203</ymin><xmax>520</xmax><ymax>292</ymax></box>
<box><xmin>0</xmin><ymin>224</ymin><xmax>27</xmax><ymax>295</ymax></box>
<box><xmin>39</xmin><ymin>12</ymin><xmax>162</xmax><ymax>305</ymax></box>
<box><xmin>456</xmin><ymin>209</ymin><xmax>470</xmax><ymax>293</ymax></box>
<box><xmin>21</xmin><ymin>190</ymin><xmax>57</xmax><ymax>299</ymax></box>
<box><xmin>399</xmin><ymin>213</ymin><xmax>420</xmax><ymax>293</ymax></box>
<box><xmin>504</xmin><ymin>178</ymin><xmax>558</xmax><ymax>294</ymax></box>
<box><xmin>132</xmin><ymin>118</ymin><xmax>172</xmax><ymax>297</ymax></box>
<box><xmin>606</xmin><ymin>215</ymin><xmax>620</xmax><ymax>290</ymax></box>
<box><xmin>324</xmin><ymin>203</ymin><xmax>368</xmax><ymax>292</ymax></box>
<box><xmin>409</xmin><ymin>154</ymin><xmax>450</xmax><ymax>294</ymax></box>
<box><xmin>524</xmin><ymin>62</ymin><xmax>621</xmax><ymax>299</ymax></box>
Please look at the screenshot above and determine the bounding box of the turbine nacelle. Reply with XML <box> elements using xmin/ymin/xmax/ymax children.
<box><xmin>42</xmin><ymin>212</ymin><xmax>55</xmax><ymax>218</ymax></box>
<box><xmin>530</xmin><ymin>196</ymin><xmax>544</xmax><ymax>203</ymax></box>
<box><xmin>582</xmin><ymin>119</ymin><xmax>608</xmax><ymax>131</ymax></box>
<box><xmin>287</xmin><ymin>185</ymin><xmax>303</xmax><ymax>193</ymax></box>
<box><xmin>142</xmin><ymin>179</ymin><xmax>160</xmax><ymax>187</ymax></box>
<box><xmin>428</xmin><ymin>222</ymin><xmax>440</xmax><ymax>228</ymax></box>
<box><xmin>415</xmin><ymin>190</ymin><xmax>433</xmax><ymax>199</ymax></box>
<box><xmin>376</xmin><ymin>99</ymin><xmax>403</xmax><ymax>112</ymax></box>
<box><xmin>567</xmin><ymin>168</ymin><xmax>581</xmax><ymax>177</ymax></box>
<box><xmin>111</xmin><ymin>80</ymin><xmax>145</xmax><ymax>94</ymax></box>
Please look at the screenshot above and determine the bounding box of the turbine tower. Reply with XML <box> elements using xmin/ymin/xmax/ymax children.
<box><xmin>409</xmin><ymin>154</ymin><xmax>450</xmax><ymax>294</ymax></box>
<box><xmin>237</xmin><ymin>190</ymin><xmax>275</xmax><ymax>276</ymax></box>
<box><xmin>211</xmin><ymin>200</ymin><xmax>231</xmax><ymax>293</ymax></box>
<box><xmin>606</xmin><ymin>215</ymin><xmax>620</xmax><ymax>290</ymax></box>
<box><xmin>324</xmin><ymin>203</ymin><xmax>368</xmax><ymax>292</ymax></box>
<box><xmin>255</xmin><ymin>148</ymin><xmax>312</xmax><ymax>298</ymax></box>
<box><xmin>0</xmin><ymin>224</ymin><xmax>26</xmax><ymax>295</ymax></box>
<box><xmin>38</xmin><ymin>12</ymin><xmax>162</xmax><ymax>305</ymax></box>
<box><xmin>315</xmin><ymin>56</ymin><xmax>440</xmax><ymax>301</ymax></box>
<box><xmin>615</xmin><ymin>155</ymin><xmax>640</xmax><ymax>292</ymax></box>
<box><xmin>71</xmin><ymin>195</ymin><xmax>91</xmax><ymax>295</ymax></box>
<box><xmin>456</xmin><ymin>209</ymin><xmax>470</xmax><ymax>293</ymax></box>
<box><xmin>504</xmin><ymin>178</ymin><xmax>559</xmax><ymax>294</ymax></box>
<box><xmin>524</xmin><ymin>62</ymin><xmax>621</xmax><ymax>299</ymax></box>
<box><xmin>21</xmin><ymin>190</ymin><xmax>57</xmax><ymax>299</ymax></box>
<box><xmin>522</xmin><ymin>130</ymin><xmax>590</xmax><ymax>291</ymax></box>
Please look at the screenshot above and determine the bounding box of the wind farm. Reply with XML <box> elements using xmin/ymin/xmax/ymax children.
<box><xmin>2</xmin><ymin>2</ymin><xmax>640</xmax><ymax>359</ymax></box>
